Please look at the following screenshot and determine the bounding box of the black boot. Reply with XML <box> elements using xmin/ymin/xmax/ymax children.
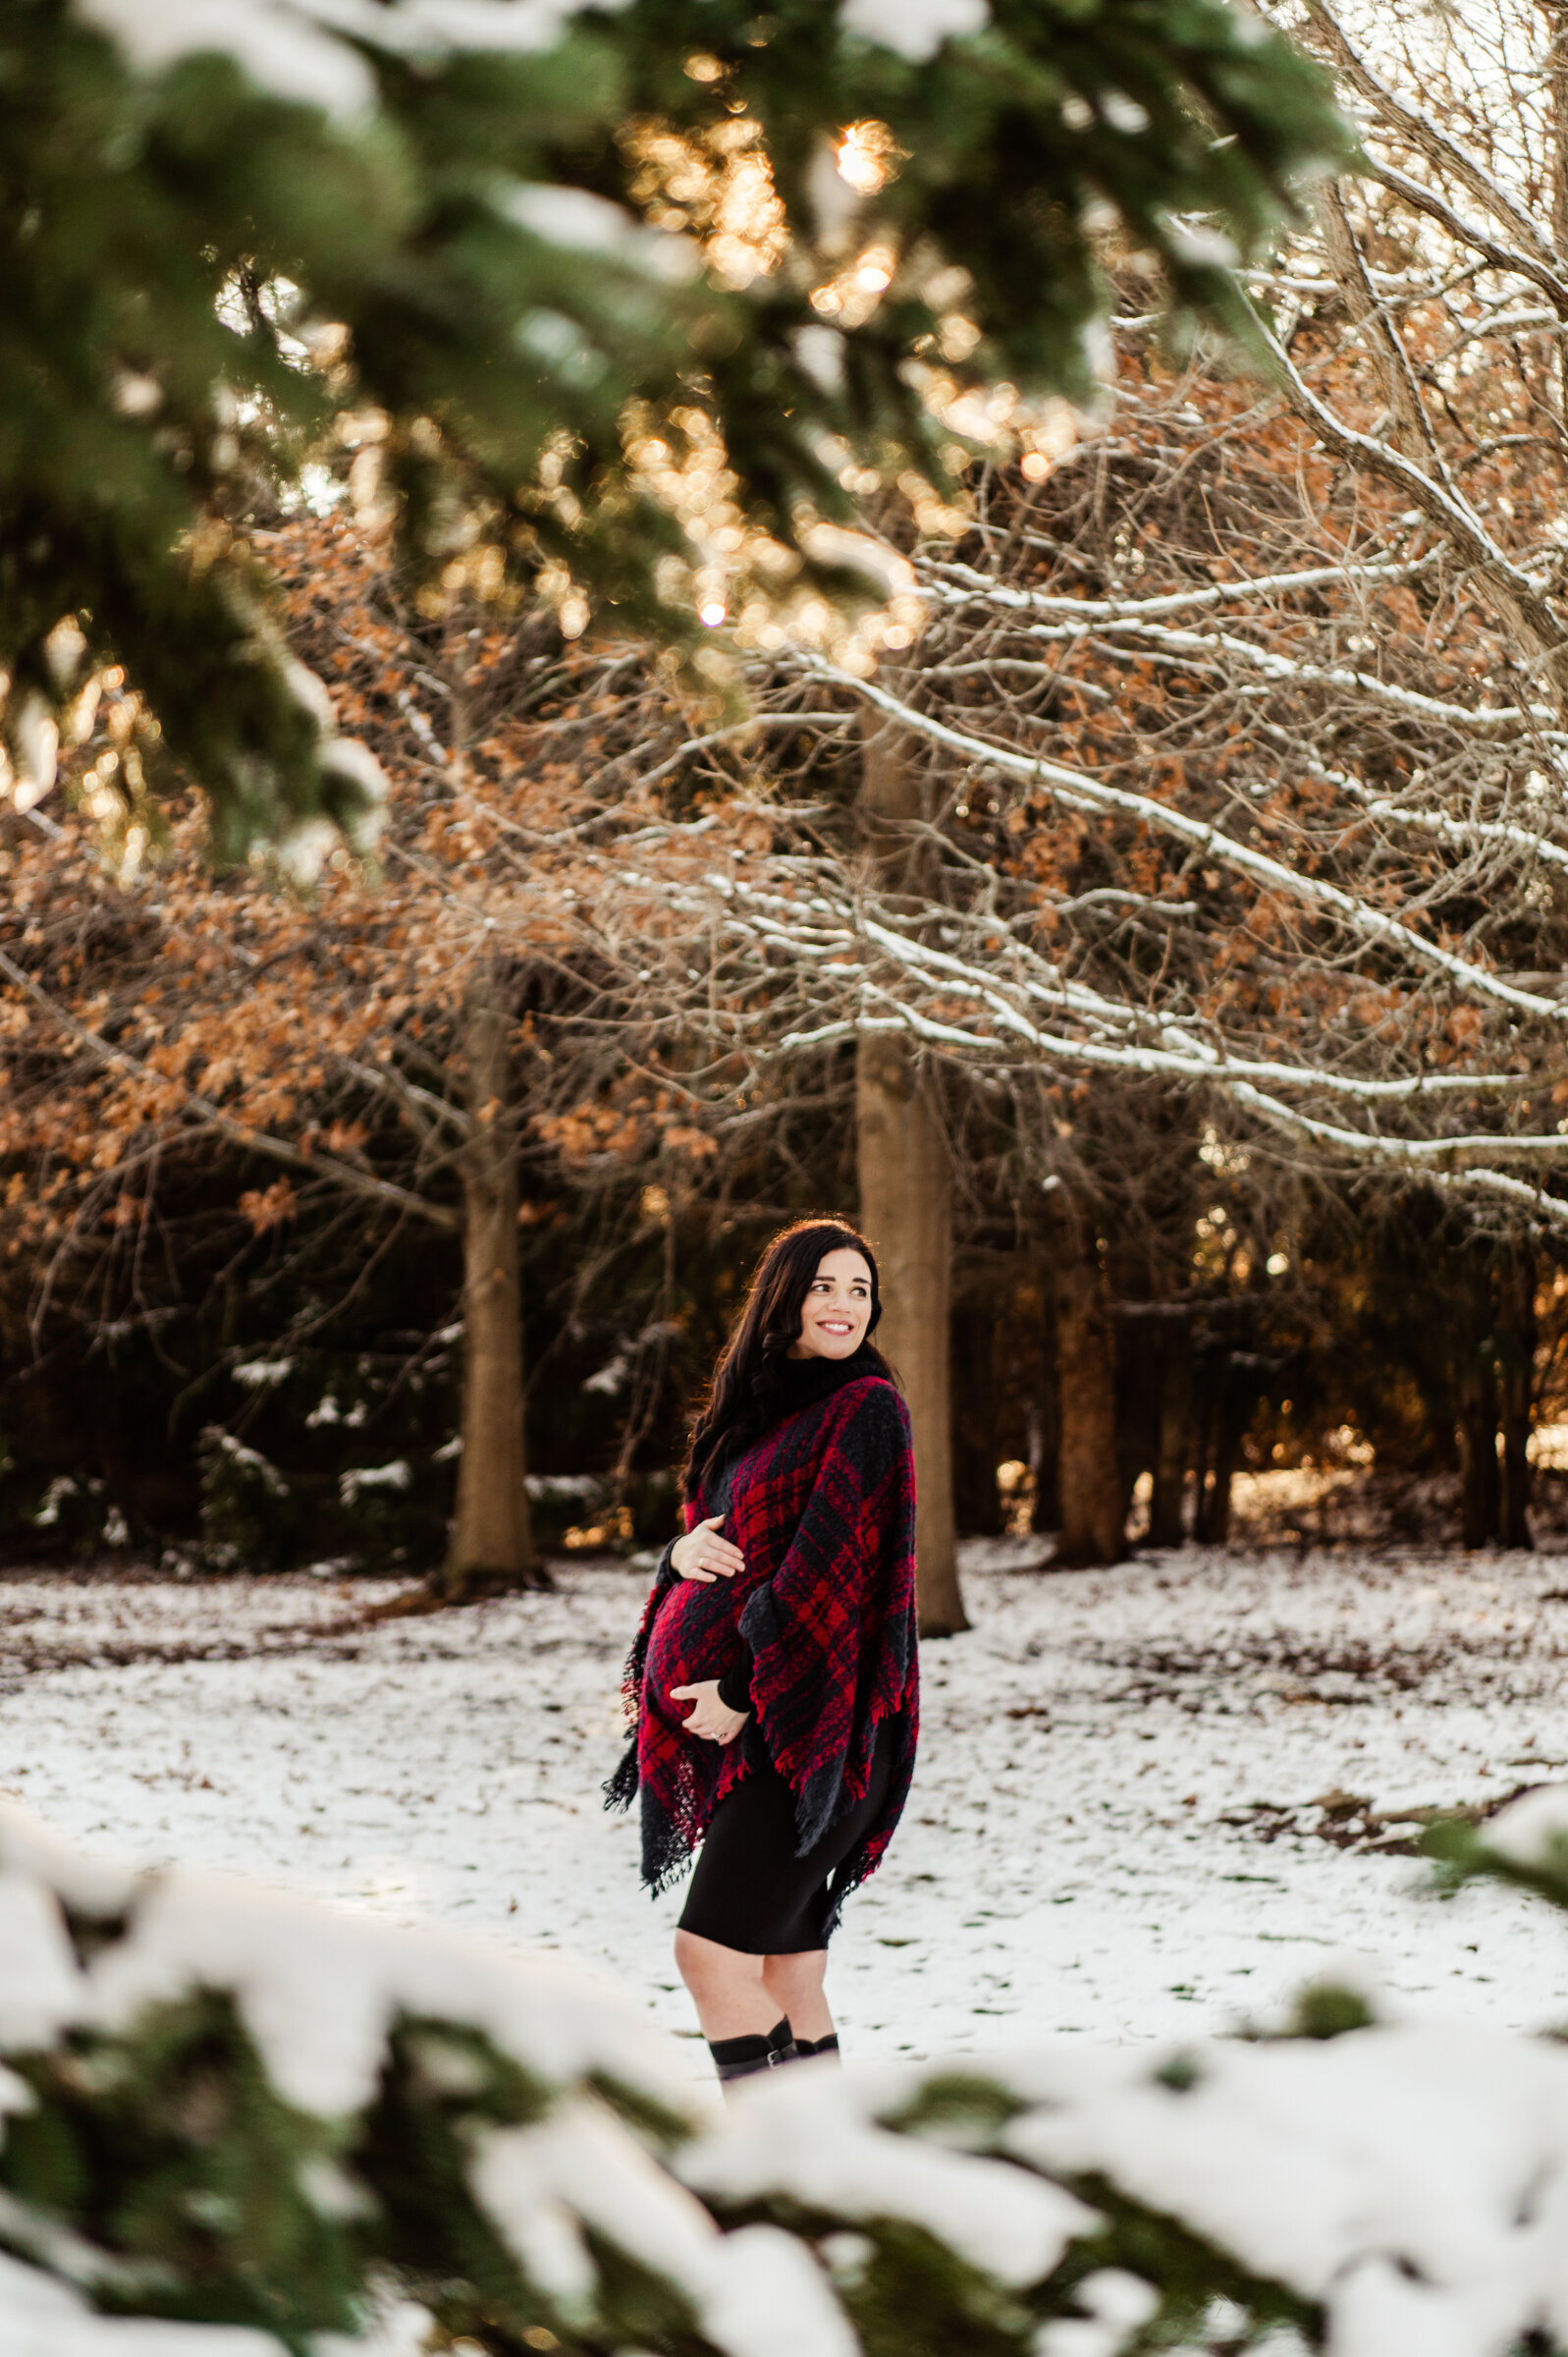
<box><xmin>708</xmin><ymin>2016</ymin><xmax>797</xmax><ymax>2085</ymax></box>
<box><xmin>794</xmin><ymin>2032</ymin><xmax>840</xmax><ymax>2062</ymax></box>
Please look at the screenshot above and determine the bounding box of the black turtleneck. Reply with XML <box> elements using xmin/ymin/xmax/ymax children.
<box><xmin>774</xmin><ymin>1343</ymin><xmax>880</xmax><ymax>1417</ymax></box>
<box><xmin>714</xmin><ymin>1344</ymin><xmax>882</xmax><ymax>1716</ymax></box>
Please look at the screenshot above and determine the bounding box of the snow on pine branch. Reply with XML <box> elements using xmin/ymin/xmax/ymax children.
<box><xmin>12</xmin><ymin>1797</ymin><xmax>1568</xmax><ymax>2357</ymax></box>
<box><xmin>838</xmin><ymin>0</ymin><xmax>990</xmax><ymax>60</ymax></box>
<box><xmin>0</xmin><ymin>1804</ymin><xmax>852</xmax><ymax>2357</ymax></box>
<box><xmin>75</xmin><ymin>0</ymin><xmax>637</xmax><ymax>116</ymax></box>
<box><xmin>76</xmin><ymin>0</ymin><xmax>989</xmax><ymax>115</ymax></box>
<box><xmin>681</xmin><ymin>2005</ymin><xmax>1568</xmax><ymax>2357</ymax></box>
<box><xmin>0</xmin><ymin>2250</ymin><xmax>287</xmax><ymax>2357</ymax></box>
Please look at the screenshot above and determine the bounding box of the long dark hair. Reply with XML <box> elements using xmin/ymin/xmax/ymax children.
<box><xmin>683</xmin><ymin>1218</ymin><xmax>892</xmax><ymax>1498</ymax></box>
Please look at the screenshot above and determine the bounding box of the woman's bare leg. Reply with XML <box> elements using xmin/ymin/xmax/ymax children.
<box><xmin>762</xmin><ymin>1949</ymin><xmax>833</xmax><ymax>2043</ymax></box>
<box><xmin>674</xmin><ymin>1930</ymin><xmax>783</xmax><ymax>2040</ymax></box>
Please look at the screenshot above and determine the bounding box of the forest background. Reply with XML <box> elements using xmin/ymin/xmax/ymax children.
<box><xmin>8</xmin><ymin>0</ymin><xmax>1568</xmax><ymax>1637</ymax></box>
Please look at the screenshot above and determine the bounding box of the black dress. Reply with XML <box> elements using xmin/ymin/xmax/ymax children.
<box><xmin>676</xmin><ymin>1351</ymin><xmax>895</xmax><ymax>1956</ymax></box>
<box><xmin>677</xmin><ymin>1725</ymin><xmax>893</xmax><ymax>1954</ymax></box>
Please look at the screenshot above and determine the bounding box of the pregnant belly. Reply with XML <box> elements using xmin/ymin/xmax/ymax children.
<box><xmin>644</xmin><ymin>1576</ymin><xmax>744</xmax><ymax>1731</ymax></box>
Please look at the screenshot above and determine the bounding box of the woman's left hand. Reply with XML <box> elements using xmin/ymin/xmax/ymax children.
<box><xmin>671</xmin><ymin>1681</ymin><xmax>748</xmax><ymax>1745</ymax></box>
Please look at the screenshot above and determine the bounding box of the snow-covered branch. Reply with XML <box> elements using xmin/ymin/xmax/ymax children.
<box><xmin>1251</xmin><ymin>318</ymin><xmax>1566</xmax><ymax>662</ymax></box>
<box><xmin>800</xmin><ymin>661</ymin><xmax>1568</xmax><ymax>1032</ymax></box>
<box><xmin>928</xmin><ymin>548</ymin><xmax>1446</xmax><ymax>626</ymax></box>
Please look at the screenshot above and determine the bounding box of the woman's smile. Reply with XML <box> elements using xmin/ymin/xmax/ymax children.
<box><xmin>790</xmin><ymin>1247</ymin><xmax>874</xmax><ymax>1359</ymax></box>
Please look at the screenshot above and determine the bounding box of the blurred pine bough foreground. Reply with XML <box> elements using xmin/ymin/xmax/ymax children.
<box><xmin>0</xmin><ymin>0</ymin><xmax>1345</xmax><ymax>856</ymax></box>
<box><xmin>3</xmin><ymin>1797</ymin><xmax>1568</xmax><ymax>2357</ymax></box>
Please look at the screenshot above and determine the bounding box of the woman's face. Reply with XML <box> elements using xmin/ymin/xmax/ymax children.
<box><xmin>790</xmin><ymin>1247</ymin><xmax>874</xmax><ymax>1361</ymax></box>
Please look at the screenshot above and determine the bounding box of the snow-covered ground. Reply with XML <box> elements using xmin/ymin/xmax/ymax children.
<box><xmin>1</xmin><ymin>1542</ymin><xmax>1565</xmax><ymax>2074</ymax></box>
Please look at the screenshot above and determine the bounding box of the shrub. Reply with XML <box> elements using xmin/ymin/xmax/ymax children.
<box><xmin>4</xmin><ymin>1793</ymin><xmax>1568</xmax><ymax>2357</ymax></box>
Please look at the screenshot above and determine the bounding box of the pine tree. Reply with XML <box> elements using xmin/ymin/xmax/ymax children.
<box><xmin>1</xmin><ymin>0</ymin><xmax>1347</xmax><ymax>854</ymax></box>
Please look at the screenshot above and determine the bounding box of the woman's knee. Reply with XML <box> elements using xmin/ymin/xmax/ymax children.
<box><xmin>762</xmin><ymin>1949</ymin><xmax>826</xmax><ymax>2001</ymax></box>
<box><xmin>675</xmin><ymin>1928</ymin><xmax>765</xmax><ymax>1999</ymax></box>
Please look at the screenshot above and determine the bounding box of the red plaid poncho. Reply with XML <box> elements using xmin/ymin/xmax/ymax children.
<box><xmin>606</xmin><ymin>1374</ymin><xmax>919</xmax><ymax>1920</ymax></box>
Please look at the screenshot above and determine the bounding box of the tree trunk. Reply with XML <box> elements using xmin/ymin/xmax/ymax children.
<box><xmin>1196</xmin><ymin>1396</ymin><xmax>1242</xmax><ymax>1545</ymax></box>
<box><xmin>1052</xmin><ymin>1222</ymin><xmax>1125</xmax><ymax>1567</ymax></box>
<box><xmin>1497</xmin><ymin>1243</ymin><xmax>1536</xmax><ymax>1551</ymax></box>
<box><xmin>856</xmin><ymin>696</ymin><xmax>965</xmax><ymax>1635</ymax></box>
<box><xmin>1032</xmin><ymin>1273</ymin><xmax>1062</xmax><ymax>1535</ymax></box>
<box><xmin>1455</xmin><ymin>1348</ymin><xmax>1500</xmax><ymax>1551</ymax></box>
<box><xmin>445</xmin><ymin>983</ymin><xmax>542</xmax><ymax>1599</ymax></box>
<box><xmin>950</xmin><ymin>1290</ymin><xmax>1005</xmax><ymax>1536</ymax></box>
<box><xmin>1149</xmin><ymin>1330</ymin><xmax>1191</xmax><ymax>1547</ymax></box>
<box><xmin>857</xmin><ymin>1032</ymin><xmax>965</xmax><ymax>1632</ymax></box>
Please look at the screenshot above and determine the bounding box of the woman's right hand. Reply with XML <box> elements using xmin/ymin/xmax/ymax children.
<box><xmin>671</xmin><ymin>1514</ymin><xmax>746</xmax><ymax>1584</ymax></box>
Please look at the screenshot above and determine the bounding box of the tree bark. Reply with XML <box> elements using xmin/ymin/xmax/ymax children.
<box><xmin>1196</xmin><ymin>1398</ymin><xmax>1242</xmax><ymax>1545</ymax></box>
<box><xmin>1497</xmin><ymin>1242</ymin><xmax>1537</xmax><ymax>1551</ymax></box>
<box><xmin>1318</xmin><ymin>182</ymin><xmax>1441</xmax><ymax>468</ymax></box>
<box><xmin>445</xmin><ymin>981</ymin><xmax>542</xmax><ymax>1599</ymax></box>
<box><xmin>857</xmin><ymin>1032</ymin><xmax>966</xmax><ymax>1632</ymax></box>
<box><xmin>1455</xmin><ymin>1347</ymin><xmax>1501</xmax><ymax>1551</ymax></box>
<box><xmin>1149</xmin><ymin>1330</ymin><xmax>1191</xmax><ymax>1547</ymax></box>
<box><xmin>1052</xmin><ymin>1221</ymin><xmax>1125</xmax><ymax>1567</ymax></box>
<box><xmin>950</xmin><ymin>1289</ymin><xmax>1005</xmax><ymax>1536</ymax></box>
<box><xmin>856</xmin><ymin>697</ymin><xmax>965</xmax><ymax>1635</ymax></box>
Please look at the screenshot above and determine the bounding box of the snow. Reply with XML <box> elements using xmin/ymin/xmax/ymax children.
<box><xmin>473</xmin><ymin>2104</ymin><xmax>859</xmax><ymax>2357</ymax></box>
<box><xmin>791</xmin><ymin>325</ymin><xmax>848</xmax><ymax>394</ymax></box>
<box><xmin>274</xmin><ymin>816</ymin><xmax>345</xmax><ymax>887</ymax></box>
<box><xmin>0</xmin><ymin>1806</ymin><xmax>865</xmax><ymax>2357</ymax></box>
<box><xmin>1047</xmin><ymin>2270</ymin><xmax>1161</xmax><ymax>2354</ymax></box>
<box><xmin>1165</xmin><ymin>219</ymin><xmax>1243</xmax><ymax>270</ymax></box>
<box><xmin>76</xmin><ymin>0</ymin><xmax>379</xmax><ymax>118</ymax></box>
<box><xmin>0</xmin><ymin>2241</ymin><xmax>436</xmax><ymax>2355</ymax></box>
<box><xmin>75</xmin><ymin>0</ymin><xmax>638</xmax><ymax>119</ymax></box>
<box><xmin>319</xmin><ymin>736</ymin><xmax>390</xmax><ymax>837</ymax></box>
<box><xmin>0</xmin><ymin>1866</ymin><xmax>87</xmax><ymax>2052</ymax></box>
<box><xmin>0</xmin><ymin>1543</ymin><xmax>1564</xmax><ymax>2075</ymax></box>
<box><xmin>838</xmin><ymin>0</ymin><xmax>990</xmax><ymax>62</ymax></box>
<box><xmin>7</xmin><ymin>1547</ymin><xmax>1568</xmax><ymax>2357</ymax></box>
<box><xmin>0</xmin><ymin>1808</ymin><xmax>864</xmax><ymax>2357</ymax></box>
<box><xmin>473</xmin><ymin>2097</ymin><xmax>712</xmax><ymax>2312</ymax></box>
<box><xmin>1476</xmin><ymin>1779</ymin><xmax>1568</xmax><ymax>1870</ymax></box>
<box><xmin>672</xmin><ymin>2013</ymin><xmax>1568</xmax><ymax>2357</ymax></box>
<box><xmin>697</xmin><ymin>2224</ymin><xmax>861</xmax><ymax>2357</ymax></box>
<box><xmin>208</xmin><ymin>1434</ymin><xmax>286</xmax><ymax>1494</ymax></box>
<box><xmin>78</xmin><ymin>0</ymin><xmax>991</xmax><ymax>102</ymax></box>
<box><xmin>996</xmin><ymin>2023</ymin><xmax>1568</xmax><ymax>2357</ymax></box>
<box><xmin>338</xmin><ymin>1461</ymin><xmax>410</xmax><ymax>1504</ymax></box>
<box><xmin>46</xmin><ymin>1851</ymin><xmax>689</xmax><ymax>2120</ymax></box>
<box><xmin>0</xmin><ymin>2249</ymin><xmax>282</xmax><ymax>2357</ymax></box>
<box><xmin>498</xmin><ymin>188</ymin><xmax>698</xmax><ymax>283</ymax></box>
<box><xmin>680</xmin><ymin>2061</ymin><xmax>1095</xmax><ymax>2285</ymax></box>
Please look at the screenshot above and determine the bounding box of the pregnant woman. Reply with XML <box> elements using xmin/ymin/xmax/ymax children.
<box><xmin>607</xmin><ymin>1218</ymin><xmax>919</xmax><ymax>2087</ymax></box>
